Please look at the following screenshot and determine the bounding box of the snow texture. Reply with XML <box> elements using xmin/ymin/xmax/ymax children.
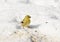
<box><xmin>0</xmin><ymin>0</ymin><xmax>60</xmax><ymax>42</ymax></box>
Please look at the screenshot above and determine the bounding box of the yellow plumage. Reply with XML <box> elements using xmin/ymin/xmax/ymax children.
<box><xmin>21</xmin><ymin>15</ymin><xmax>31</xmax><ymax>28</ymax></box>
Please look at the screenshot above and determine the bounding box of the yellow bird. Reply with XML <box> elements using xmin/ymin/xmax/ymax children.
<box><xmin>21</xmin><ymin>15</ymin><xmax>31</xmax><ymax>28</ymax></box>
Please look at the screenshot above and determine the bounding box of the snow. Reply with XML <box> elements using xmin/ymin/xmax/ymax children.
<box><xmin>0</xmin><ymin>0</ymin><xmax>60</xmax><ymax>42</ymax></box>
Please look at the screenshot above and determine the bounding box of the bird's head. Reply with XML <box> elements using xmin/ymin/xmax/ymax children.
<box><xmin>26</xmin><ymin>15</ymin><xmax>31</xmax><ymax>18</ymax></box>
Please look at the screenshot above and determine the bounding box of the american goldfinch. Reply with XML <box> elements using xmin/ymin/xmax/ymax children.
<box><xmin>21</xmin><ymin>15</ymin><xmax>31</xmax><ymax>28</ymax></box>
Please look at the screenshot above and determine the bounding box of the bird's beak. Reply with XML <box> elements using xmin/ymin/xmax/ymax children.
<box><xmin>29</xmin><ymin>16</ymin><xmax>31</xmax><ymax>18</ymax></box>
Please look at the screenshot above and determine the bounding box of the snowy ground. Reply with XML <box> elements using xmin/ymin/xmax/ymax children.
<box><xmin>0</xmin><ymin>0</ymin><xmax>60</xmax><ymax>42</ymax></box>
